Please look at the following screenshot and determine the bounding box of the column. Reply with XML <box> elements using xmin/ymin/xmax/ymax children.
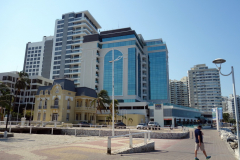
<box><xmin>81</xmin><ymin>112</ymin><xmax>85</xmax><ymax>121</ymax></box>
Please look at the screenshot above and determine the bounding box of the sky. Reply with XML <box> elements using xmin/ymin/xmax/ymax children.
<box><xmin>0</xmin><ymin>0</ymin><xmax>239</xmax><ymax>97</ymax></box>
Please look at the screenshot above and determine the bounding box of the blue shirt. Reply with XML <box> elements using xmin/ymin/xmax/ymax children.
<box><xmin>195</xmin><ymin>129</ymin><xmax>203</xmax><ymax>143</ymax></box>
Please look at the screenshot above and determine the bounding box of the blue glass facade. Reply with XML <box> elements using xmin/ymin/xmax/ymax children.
<box><xmin>102</xmin><ymin>34</ymin><xmax>135</xmax><ymax>42</ymax></box>
<box><xmin>145</xmin><ymin>41</ymin><xmax>163</xmax><ymax>46</ymax></box>
<box><xmin>101</xmin><ymin>40</ymin><xmax>135</xmax><ymax>49</ymax></box>
<box><xmin>147</xmin><ymin>46</ymin><xmax>166</xmax><ymax>51</ymax></box>
<box><xmin>148</xmin><ymin>51</ymin><xmax>168</xmax><ymax>100</ymax></box>
<box><xmin>138</xmin><ymin>54</ymin><xmax>141</xmax><ymax>97</ymax></box>
<box><xmin>128</xmin><ymin>48</ymin><xmax>136</xmax><ymax>95</ymax></box>
<box><xmin>103</xmin><ymin>50</ymin><xmax>123</xmax><ymax>96</ymax></box>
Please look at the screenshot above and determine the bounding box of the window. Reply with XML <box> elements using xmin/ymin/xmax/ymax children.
<box><xmin>101</xmin><ymin>40</ymin><xmax>135</xmax><ymax>49</ymax></box>
<box><xmin>103</xmin><ymin>50</ymin><xmax>123</xmax><ymax>95</ymax></box>
<box><xmin>31</xmin><ymin>51</ymin><xmax>34</xmax><ymax>53</ymax></box>
<box><xmin>55</xmin><ymin>47</ymin><xmax>62</xmax><ymax>51</ymax></box>
<box><xmin>28</xmin><ymin>51</ymin><xmax>30</xmax><ymax>53</ymax></box>
<box><xmin>55</xmin><ymin>51</ymin><xmax>61</xmax><ymax>55</ymax></box>
<box><xmin>37</xmin><ymin>113</ymin><xmax>41</xmax><ymax>121</ymax></box>
<box><xmin>44</xmin><ymin>99</ymin><xmax>47</xmax><ymax>108</ymax></box>
<box><xmin>35</xmin><ymin>50</ymin><xmax>37</xmax><ymax>53</ymax></box>
<box><xmin>66</xmin><ymin>113</ymin><xmax>69</xmax><ymax>121</ymax></box>
<box><xmin>76</xmin><ymin>114</ymin><xmax>78</xmax><ymax>120</ymax></box>
<box><xmin>102</xmin><ymin>34</ymin><xmax>135</xmax><ymax>42</ymax></box>
<box><xmin>145</xmin><ymin>41</ymin><xmax>163</xmax><ymax>46</ymax></box>
<box><xmin>38</xmin><ymin>50</ymin><xmax>41</xmax><ymax>53</ymax></box>
<box><xmin>53</xmin><ymin>66</ymin><xmax>60</xmax><ymax>69</ymax></box>
<box><xmin>28</xmin><ymin>48</ymin><xmax>31</xmax><ymax>50</ymax></box>
<box><xmin>32</xmin><ymin>47</ymin><xmax>34</xmax><ymax>50</ymax></box>
<box><xmin>67</xmin><ymin>99</ymin><xmax>70</xmax><ymax>107</ymax></box>
<box><xmin>43</xmin><ymin>113</ymin><xmax>46</xmax><ymax>121</ymax></box>
<box><xmin>128</xmin><ymin>48</ymin><xmax>136</xmax><ymax>95</ymax></box>
<box><xmin>77</xmin><ymin>101</ymin><xmax>79</xmax><ymax>107</ymax></box>
<box><xmin>32</xmin><ymin>73</ymin><xmax>35</xmax><ymax>76</ymax></box>
<box><xmin>54</xmin><ymin>98</ymin><xmax>59</xmax><ymax>105</ymax></box>
<box><xmin>147</xmin><ymin>46</ymin><xmax>166</xmax><ymax>51</ymax></box>
<box><xmin>148</xmin><ymin>51</ymin><xmax>168</xmax><ymax>100</ymax></box>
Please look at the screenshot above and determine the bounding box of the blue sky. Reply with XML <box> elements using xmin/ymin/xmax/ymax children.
<box><xmin>0</xmin><ymin>0</ymin><xmax>239</xmax><ymax>96</ymax></box>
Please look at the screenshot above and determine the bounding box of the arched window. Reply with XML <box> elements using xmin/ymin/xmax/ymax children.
<box><xmin>45</xmin><ymin>99</ymin><xmax>47</xmax><ymax>108</ymax></box>
<box><xmin>54</xmin><ymin>98</ymin><xmax>59</xmax><ymax>105</ymax></box>
<box><xmin>104</xmin><ymin>50</ymin><xmax>123</xmax><ymax>95</ymax></box>
<box><xmin>39</xmin><ymin>99</ymin><xmax>42</xmax><ymax>107</ymax></box>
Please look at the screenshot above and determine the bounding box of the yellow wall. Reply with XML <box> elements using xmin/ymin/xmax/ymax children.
<box><xmin>97</xmin><ymin>114</ymin><xmax>145</xmax><ymax>126</ymax></box>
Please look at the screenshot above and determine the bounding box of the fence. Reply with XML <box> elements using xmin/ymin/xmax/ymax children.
<box><xmin>107</xmin><ymin>131</ymin><xmax>151</xmax><ymax>154</ymax></box>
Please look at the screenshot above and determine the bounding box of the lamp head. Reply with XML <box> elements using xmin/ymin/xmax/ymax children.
<box><xmin>212</xmin><ymin>58</ymin><xmax>226</xmax><ymax>64</ymax></box>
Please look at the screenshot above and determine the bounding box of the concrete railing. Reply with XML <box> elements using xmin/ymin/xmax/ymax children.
<box><xmin>107</xmin><ymin>131</ymin><xmax>151</xmax><ymax>154</ymax></box>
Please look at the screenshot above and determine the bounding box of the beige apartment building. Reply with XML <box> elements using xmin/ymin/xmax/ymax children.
<box><xmin>169</xmin><ymin>76</ymin><xmax>189</xmax><ymax>107</ymax></box>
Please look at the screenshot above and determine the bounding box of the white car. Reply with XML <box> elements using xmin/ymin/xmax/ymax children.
<box><xmin>148</xmin><ymin>121</ymin><xmax>161</xmax><ymax>130</ymax></box>
<box><xmin>136</xmin><ymin>123</ymin><xmax>147</xmax><ymax>129</ymax></box>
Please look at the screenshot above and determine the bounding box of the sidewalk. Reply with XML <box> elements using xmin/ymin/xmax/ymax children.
<box><xmin>0</xmin><ymin>129</ymin><xmax>236</xmax><ymax>160</ymax></box>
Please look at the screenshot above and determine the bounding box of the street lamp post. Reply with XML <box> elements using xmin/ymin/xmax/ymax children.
<box><xmin>109</xmin><ymin>49</ymin><xmax>122</xmax><ymax>136</ymax></box>
<box><xmin>212</xmin><ymin>58</ymin><xmax>240</xmax><ymax>157</ymax></box>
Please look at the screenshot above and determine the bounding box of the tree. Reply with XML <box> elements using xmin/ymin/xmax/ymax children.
<box><xmin>128</xmin><ymin>118</ymin><xmax>133</xmax><ymax>124</ymax></box>
<box><xmin>25</xmin><ymin>110</ymin><xmax>33</xmax><ymax>120</ymax></box>
<box><xmin>223</xmin><ymin>113</ymin><xmax>230</xmax><ymax>122</ymax></box>
<box><xmin>0</xmin><ymin>82</ymin><xmax>11</xmax><ymax>119</ymax></box>
<box><xmin>106</xmin><ymin>115</ymin><xmax>112</xmax><ymax>125</ymax></box>
<box><xmin>14</xmin><ymin>71</ymin><xmax>30</xmax><ymax>120</ymax></box>
<box><xmin>229</xmin><ymin>119</ymin><xmax>236</xmax><ymax>124</ymax></box>
<box><xmin>90</xmin><ymin>90</ymin><xmax>111</xmax><ymax>113</ymax></box>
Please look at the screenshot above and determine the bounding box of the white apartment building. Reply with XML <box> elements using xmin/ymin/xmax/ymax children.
<box><xmin>169</xmin><ymin>76</ymin><xmax>189</xmax><ymax>107</ymax></box>
<box><xmin>23</xmin><ymin>36</ymin><xmax>54</xmax><ymax>79</ymax></box>
<box><xmin>50</xmin><ymin>10</ymin><xmax>101</xmax><ymax>86</ymax></box>
<box><xmin>0</xmin><ymin>71</ymin><xmax>53</xmax><ymax>114</ymax></box>
<box><xmin>188</xmin><ymin>64</ymin><xmax>222</xmax><ymax>112</ymax></box>
<box><xmin>228</xmin><ymin>94</ymin><xmax>240</xmax><ymax>119</ymax></box>
<box><xmin>222</xmin><ymin>96</ymin><xmax>228</xmax><ymax>113</ymax></box>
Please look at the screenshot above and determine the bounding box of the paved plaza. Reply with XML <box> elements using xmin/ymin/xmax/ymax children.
<box><xmin>0</xmin><ymin>129</ymin><xmax>236</xmax><ymax>160</ymax></box>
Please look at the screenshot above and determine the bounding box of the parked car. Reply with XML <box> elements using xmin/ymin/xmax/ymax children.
<box><xmin>114</xmin><ymin>122</ymin><xmax>126</xmax><ymax>129</ymax></box>
<box><xmin>78</xmin><ymin>121</ymin><xmax>91</xmax><ymax>127</ymax></box>
<box><xmin>148</xmin><ymin>121</ymin><xmax>160</xmax><ymax>130</ymax></box>
<box><xmin>136</xmin><ymin>123</ymin><xmax>147</xmax><ymax>129</ymax></box>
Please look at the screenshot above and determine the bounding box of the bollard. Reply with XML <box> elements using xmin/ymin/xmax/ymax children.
<box><xmin>129</xmin><ymin>134</ymin><xmax>133</xmax><ymax>148</ymax></box>
<box><xmin>9</xmin><ymin>122</ymin><xmax>12</xmax><ymax>133</ymax></box>
<box><xmin>75</xmin><ymin>129</ymin><xmax>76</xmax><ymax>136</ymax></box>
<box><xmin>144</xmin><ymin>132</ymin><xmax>147</xmax><ymax>144</ymax></box>
<box><xmin>51</xmin><ymin>128</ymin><xmax>53</xmax><ymax>135</ymax></box>
<box><xmin>107</xmin><ymin>137</ymin><xmax>111</xmax><ymax>154</ymax></box>
<box><xmin>30</xmin><ymin>126</ymin><xmax>32</xmax><ymax>134</ymax></box>
<box><xmin>99</xmin><ymin>126</ymin><xmax>102</xmax><ymax>137</ymax></box>
<box><xmin>148</xmin><ymin>131</ymin><xmax>150</xmax><ymax>141</ymax></box>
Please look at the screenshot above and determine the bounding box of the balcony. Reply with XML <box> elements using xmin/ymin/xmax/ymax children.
<box><xmin>67</xmin><ymin>106</ymin><xmax>71</xmax><ymax>109</ymax></box>
<box><xmin>96</xmin><ymin>53</ymin><xmax>100</xmax><ymax>56</ymax></box>
<box><xmin>64</xmin><ymin>69</ymin><xmax>80</xmax><ymax>74</ymax></box>
<box><xmin>96</xmin><ymin>60</ymin><xmax>99</xmax><ymax>63</ymax></box>
<box><xmin>95</xmin><ymin>81</ymin><xmax>99</xmax><ymax>84</ymax></box>
<box><xmin>66</xmin><ymin>50</ymin><xmax>82</xmax><ymax>55</ymax></box>
<box><xmin>72</xmin><ymin>31</ymin><xmax>88</xmax><ymax>36</ymax></box>
<box><xmin>65</xmin><ymin>60</ymin><xmax>81</xmax><ymax>65</ymax></box>
<box><xmin>51</xmin><ymin>105</ymin><xmax>59</xmax><ymax>109</ymax></box>
<box><xmin>96</xmin><ymin>67</ymin><xmax>99</xmax><ymax>70</ymax></box>
<box><xmin>142</xmin><ymin>67</ymin><xmax>147</xmax><ymax>70</ymax></box>
<box><xmin>74</xmin><ymin>80</ymin><xmax>80</xmax><ymax>83</ymax></box>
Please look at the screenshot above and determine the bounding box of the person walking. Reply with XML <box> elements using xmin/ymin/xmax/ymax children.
<box><xmin>195</xmin><ymin>125</ymin><xmax>211</xmax><ymax>160</ymax></box>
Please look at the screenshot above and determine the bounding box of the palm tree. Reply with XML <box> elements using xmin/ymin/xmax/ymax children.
<box><xmin>128</xmin><ymin>118</ymin><xmax>133</xmax><ymax>124</ymax></box>
<box><xmin>109</xmin><ymin>99</ymin><xmax>119</xmax><ymax>123</ymax></box>
<box><xmin>106</xmin><ymin>115</ymin><xmax>112</xmax><ymax>125</ymax></box>
<box><xmin>90</xmin><ymin>90</ymin><xmax>111</xmax><ymax>113</ymax></box>
<box><xmin>14</xmin><ymin>71</ymin><xmax>30</xmax><ymax>121</ymax></box>
<box><xmin>0</xmin><ymin>81</ymin><xmax>11</xmax><ymax>123</ymax></box>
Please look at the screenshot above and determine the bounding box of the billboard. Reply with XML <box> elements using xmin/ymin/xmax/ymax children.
<box><xmin>155</xmin><ymin>104</ymin><xmax>162</xmax><ymax>110</ymax></box>
<box><xmin>212</xmin><ymin>108</ymin><xmax>223</xmax><ymax>120</ymax></box>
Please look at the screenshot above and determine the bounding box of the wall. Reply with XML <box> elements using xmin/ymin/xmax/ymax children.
<box><xmin>61</xmin><ymin>128</ymin><xmax>189</xmax><ymax>139</ymax></box>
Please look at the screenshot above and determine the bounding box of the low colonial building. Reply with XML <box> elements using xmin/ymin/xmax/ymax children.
<box><xmin>33</xmin><ymin>79</ymin><xmax>97</xmax><ymax>124</ymax></box>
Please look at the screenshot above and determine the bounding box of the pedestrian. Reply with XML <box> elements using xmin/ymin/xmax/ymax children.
<box><xmin>195</xmin><ymin>125</ymin><xmax>211</xmax><ymax>160</ymax></box>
